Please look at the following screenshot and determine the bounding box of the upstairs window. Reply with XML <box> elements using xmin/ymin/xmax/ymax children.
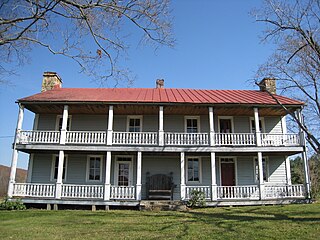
<box><xmin>127</xmin><ymin>116</ymin><xmax>142</xmax><ymax>132</ymax></box>
<box><xmin>185</xmin><ymin>117</ymin><xmax>200</xmax><ymax>133</ymax></box>
<box><xmin>87</xmin><ymin>156</ymin><xmax>102</xmax><ymax>182</ymax></box>
<box><xmin>250</xmin><ymin>118</ymin><xmax>265</xmax><ymax>133</ymax></box>
<box><xmin>56</xmin><ymin>115</ymin><xmax>71</xmax><ymax>131</ymax></box>
<box><xmin>187</xmin><ymin>157</ymin><xmax>201</xmax><ymax>182</ymax></box>
<box><xmin>219</xmin><ymin>117</ymin><xmax>233</xmax><ymax>133</ymax></box>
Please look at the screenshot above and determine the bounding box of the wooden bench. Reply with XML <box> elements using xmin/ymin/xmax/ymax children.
<box><xmin>146</xmin><ymin>173</ymin><xmax>175</xmax><ymax>200</ymax></box>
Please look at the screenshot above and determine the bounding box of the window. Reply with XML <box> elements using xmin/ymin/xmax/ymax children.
<box><xmin>56</xmin><ymin>115</ymin><xmax>72</xmax><ymax>131</ymax></box>
<box><xmin>254</xmin><ymin>157</ymin><xmax>268</xmax><ymax>182</ymax></box>
<box><xmin>127</xmin><ymin>116</ymin><xmax>142</xmax><ymax>132</ymax></box>
<box><xmin>185</xmin><ymin>117</ymin><xmax>200</xmax><ymax>133</ymax></box>
<box><xmin>187</xmin><ymin>157</ymin><xmax>201</xmax><ymax>182</ymax></box>
<box><xmin>51</xmin><ymin>155</ymin><xmax>67</xmax><ymax>181</ymax></box>
<box><xmin>87</xmin><ymin>155</ymin><xmax>102</xmax><ymax>182</ymax></box>
<box><xmin>218</xmin><ymin>117</ymin><xmax>233</xmax><ymax>133</ymax></box>
<box><xmin>250</xmin><ymin>117</ymin><xmax>265</xmax><ymax>133</ymax></box>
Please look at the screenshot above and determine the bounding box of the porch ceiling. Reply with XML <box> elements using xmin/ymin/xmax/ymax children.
<box><xmin>23</xmin><ymin>103</ymin><xmax>296</xmax><ymax>116</ymax></box>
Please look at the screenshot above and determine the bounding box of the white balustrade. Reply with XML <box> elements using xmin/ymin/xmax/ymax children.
<box><xmin>214</xmin><ymin>133</ymin><xmax>256</xmax><ymax>146</ymax></box>
<box><xmin>66</xmin><ymin>131</ymin><xmax>106</xmax><ymax>144</ymax></box>
<box><xmin>264</xmin><ymin>184</ymin><xmax>305</xmax><ymax>198</ymax></box>
<box><xmin>110</xmin><ymin>186</ymin><xmax>135</xmax><ymax>199</ymax></box>
<box><xmin>185</xmin><ymin>186</ymin><xmax>211</xmax><ymax>200</ymax></box>
<box><xmin>112</xmin><ymin>132</ymin><xmax>158</xmax><ymax>145</ymax></box>
<box><xmin>261</xmin><ymin>133</ymin><xmax>300</xmax><ymax>146</ymax></box>
<box><xmin>165</xmin><ymin>133</ymin><xmax>209</xmax><ymax>145</ymax></box>
<box><xmin>217</xmin><ymin>186</ymin><xmax>260</xmax><ymax>199</ymax></box>
<box><xmin>18</xmin><ymin>130</ymin><xmax>60</xmax><ymax>144</ymax></box>
<box><xmin>13</xmin><ymin>183</ymin><xmax>55</xmax><ymax>197</ymax></box>
<box><xmin>61</xmin><ymin>184</ymin><xmax>104</xmax><ymax>199</ymax></box>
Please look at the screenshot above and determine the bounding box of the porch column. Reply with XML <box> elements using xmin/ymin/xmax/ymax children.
<box><xmin>285</xmin><ymin>155</ymin><xmax>292</xmax><ymax>185</ymax></box>
<box><xmin>210</xmin><ymin>152</ymin><xmax>217</xmax><ymax>200</ymax></box>
<box><xmin>180</xmin><ymin>152</ymin><xmax>186</xmax><ymax>200</ymax></box>
<box><xmin>254</xmin><ymin>107</ymin><xmax>261</xmax><ymax>146</ymax></box>
<box><xmin>257</xmin><ymin>152</ymin><xmax>265</xmax><ymax>199</ymax></box>
<box><xmin>159</xmin><ymin>106</ymin><xmax>164</xmax><ymax>146</ymax></box>
<box><xmin>7</xmin><ymin>104</ymin><xmax>24</xmax><ymax>198</ymax></box>
<box><xmin>107</xmin><ymin>105</ymin><xmax>113</xmax><ymax>145</ymax></box>
<box><xmin>104</xmin><ymin>151</ymin><xmax>112</xmax><ymax>200</ymax></box>
<box><xmin>209</xmin><ymin>107</ymin><xmax>215</xmax><ymax>146</ymax></box>
<box><xmin>59</xmin><ymin>105</ymin><xmax>69</xmax><ymax>144</ymax></box>
<box><xmin>136</xmin><ymin>151</ymin><xmax>142</xmax><ymax>200</ymax></box>
<box><xmin>297</xmin><ymin>109</ymin><xmax>311</xmax><ymax>198</ymax></box>
<box><xmin>55</xmin><ymin>150</ymin><xmax>65</xmax><ymax>199</ymax></box>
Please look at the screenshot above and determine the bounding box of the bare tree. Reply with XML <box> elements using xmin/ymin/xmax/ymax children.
<box><xmin>0</xmin><ymin>0</ymin><xmax>174</xmax><ymax>85</ymax></box>
<box><xmin>253</xmin><ymin>0</ymin><xmax>320</xmax><ymax>153</ymax></box>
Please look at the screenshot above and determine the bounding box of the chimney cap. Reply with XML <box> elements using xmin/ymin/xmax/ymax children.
<box><xmin>258</xmin><ymin>77</ymin><xmax>276</xmax><ymax>94</ymax></box>
<box><xmin>156</xmin><ymin>79</ymin><xmax>164</xmax><ymax>89</ymax></box>
<box><xmin>43</xmin><ymin>71</ymin><xmax>62</xmax><ymax>83</ymax></box>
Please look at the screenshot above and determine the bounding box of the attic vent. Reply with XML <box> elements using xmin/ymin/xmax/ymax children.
<box><xmin>156</xmin><ymin>79</ymin><xmax>164</xmax><ymax>89</ymax></box>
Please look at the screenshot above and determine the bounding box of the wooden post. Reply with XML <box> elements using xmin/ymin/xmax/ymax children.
<box><xmin>136</xmin><ymin>152</ymin><xmax>142</xmax><ymax>200</ymax></box>
<box><xmin>285</xmin><ymin>155</ymin><xmax>292</xmax><ymax>185</ymax></box>
<box><xmin>210</xmin><ymin>152</ymin><xmax>217</xmax><ymax>200</ymax></box>
<box><xmin>59</xmin><ymin>105</ymin><xmax>69</xmax><ymax>144</ymax></box>
<box><xmin>254</xmin><ymin>107</ymin><xmax>261</xmax><ymax>146</ymax></box>
<box><xmin>104</xmin><ymin>151</ymin><xmax>112</xmax><ymax>200</ymax></box>
<box><xmin>55</xmin><ymin>150</ymin><xmax>65</xmax><ymax>199</ymax></box>
<box><xmin>257</xmin><ymin>152</ymin><xmax>265</xmax><ymax>199</ymax></box>
<box><xmin>180</xmin><ymin>152</ymin><xmax>186</xmax><ymax>200</ymax></box>
<box><xmin>107</xmin><ymin>105</ymin><xmax>114</xmax><ymax>145</ymax></box>
<box><xmin>159</xmin><ymin>106</ymin><xmax>164</xmax><ymax>146</ymax></box>
<box><xmin>7</xmin><ymin>104</ymin><xmax>24</xmax><ymax>198</ymax></box>
<box><xmin>209</xmin><ymin>107</ymin><xmax>215</xmax><ymax>146</ymax></box>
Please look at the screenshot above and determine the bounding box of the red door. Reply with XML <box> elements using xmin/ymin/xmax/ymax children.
<box><xmin>221</xmin><ymin>162</ymin><xmax>235</xmax><ymax>186</ymax></box>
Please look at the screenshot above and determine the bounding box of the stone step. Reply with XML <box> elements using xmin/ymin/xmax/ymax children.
<box><xmin>140</xmin><ymin>200</ymin><xmax>187</xmax><ymax>211</ymax></box>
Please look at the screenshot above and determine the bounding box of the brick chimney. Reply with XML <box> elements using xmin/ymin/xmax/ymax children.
<box><xmin>156</xmin><ymin>79</ymin><xmax>164</xmax><ymax>89</ymax></box>
<box><xmin>41</xmin><ymin>72</ymin><xmax>62</xmax><ymax>92</ymax></box>
<box><xmin>259</xmin><ymin>78</ymin><xmax>276</xmax><ymax>94</ymax></box>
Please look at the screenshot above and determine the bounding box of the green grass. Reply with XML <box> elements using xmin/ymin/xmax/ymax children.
<box><xmin>0</xmin><ymin>203</ymin><xmax>320</xmax><ymax>240</ymax></box>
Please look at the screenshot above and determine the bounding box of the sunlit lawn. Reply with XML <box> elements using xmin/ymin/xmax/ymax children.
<box><xmin>0</xmin><ymin>203</ymin><xmax>319</xmax><ymax>240</ymax></box>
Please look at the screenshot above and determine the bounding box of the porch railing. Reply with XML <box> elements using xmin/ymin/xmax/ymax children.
<box><xmin>165</xmin><ymin>133</ymin><xmax>209</xmax><ymax>145</ymax></box>
<box><xmin>18</xmin><ymin>130</ymin><xmax>60</xmax><ymax>144</ymax></box>
<box><xmin>214</xmin><ymin>133</ymin><xmax>256</xmax><ymax>146</ymax></box>
<box><xmin>112</xmin><ymin>132</ymin><xmax>158</xmax><ymax>145</ymax></box>
<box><xmin>110</xmin><ymin>186</ymin><xmax>135</xmax><ymax>199</ymax></box>
<box><xmin>264</xmin><ymin>184</ymin><xmax>305</xmax><ymax>198</ymax></box>
<box><xmin>217</xmin><ymin>185</ymin><xmax>260</xmax><ymax>199</ymax></box>
<box><xmin>66</xmin><ymin>131</ymin><xmax>106</xmax><ymax>144</ymax></box>
<box><xmin>185</xmin><ymin>186</ymin><xmax>211</xmax><ymax>200</ymax></box>
<box><xmin>61</xmin><ymin>184</ymin><xmax>104</xmax><ymax>199</ymax></box>
<box><xmin>261</xmin><ymin>133</ymin><xmax>300</xmax><ymax>146</ymax></box>
<box><xmin>12</xmin><ymin>183</ymin><xmax>56</xmax><ymax>198</ymax></box>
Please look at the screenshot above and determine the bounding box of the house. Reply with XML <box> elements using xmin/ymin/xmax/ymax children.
<box><xmin>8</xmin><ymin>72</ymin><xmax>311</xmax><ymax>209</ymax></box>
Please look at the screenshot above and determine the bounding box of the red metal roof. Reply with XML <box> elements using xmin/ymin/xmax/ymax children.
<box><xmin>18</xmin><ymin>88</ymin><xmax>303</xmax><ymax>106</ymax></box>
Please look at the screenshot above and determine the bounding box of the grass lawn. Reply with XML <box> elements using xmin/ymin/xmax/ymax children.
<box><xmin>0</xmin><ymin>203</ymin><xmax>319</xmax><ymax>240</ymax></box>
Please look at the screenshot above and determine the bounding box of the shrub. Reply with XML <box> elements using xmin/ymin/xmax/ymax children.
<box><xmin>0</xmin><ymin>197</ymin><xmax>26</xmax><ymax>210</ymax></box>
<box><xmin>187</xmin><ymin>190</ymin><xmax>206</xmax><ymax>208</ymax></box>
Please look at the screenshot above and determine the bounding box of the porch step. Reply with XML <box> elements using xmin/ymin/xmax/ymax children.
<box><xmin>140</xmin><ymin>200</ymin><xmax>187</xmax><ymax>211</ymax></box>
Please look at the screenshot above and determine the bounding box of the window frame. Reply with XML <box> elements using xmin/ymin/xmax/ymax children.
<box><xmin>184</xmin><ymin>116</ymin><xmax>201</xmax><ymax>133</ymax></box>
<box><xmin>126</xmin><ymin>115</ymin><xmax>143</xmax><ymax>132</ymax></box>
<box><xmin>86</xmin><ymin>155</ymin><xmax>103</xmax><ymax>182</ymax></box>
<box><xmin>186</xmin><ymin>156</ymin><xmax>202</xmax><ymax>183</ymax></box>
<box><xmin>55</xmin><ymin>115</ymin><xmax>72</xmax><ymax>131</ymax></box>
<box><xmin>249</xmin><ymin>117</ymin><xmax>265</xmax><ymax>133</ymax></box>
<box><xmin>114</xmin><ymin>155</ymin><xmax>134</xmax><ymax>186</ymax></box>
<box><xmin>253</xmin><ymin>157</ymin><xmax>269</xmax><ymax>183</ymax></box>
<box><xmin>50</xmin><ymin>154</ymin><xmax>68</xmax><ymax>182</ymax></box>
<box><xmin>217</xmin><ymin>116</ymin><xmax>234</xmax><ymax>133</ymax></box>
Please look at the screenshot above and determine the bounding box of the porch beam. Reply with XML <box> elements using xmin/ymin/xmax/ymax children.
<box><xmin>55</xmin><ymin>150</ymin><xmax>65</xmax><ymax>199</ymax></box>
<box><xmin>180</xmin><ymin>152</ymin><xmax>186</xmax><ymax>200</ymax></box>
<box><xmin>59</xmin><ymin>105</ymin><xmax>69</xmax><ymax>144</ymax></box>
<box><xmin>210</xmin><ymin>152</ymin><xmax>217</xmax><ymax>200</ymax></box>
<box><xmin>136</xmin><ymin>151</ymin><xmax>142</xmax><ymax>200</ymax></box>
<box><xmin>257</xmin><ymin>151</ymin><xmax>265</xmax><ymax>199</ymax></box>
<box><xmin>107</xmin><ymin>105</ymin><xmax>113</xmax><ymax>145</ymax></box>
<box><xmin>104</xmin><ymin>151</ymin><xmax>112</xmax><ymax>200</ymax></box>
<box><xmin>254</xmin><ymin>107</ymin><xmax>261</xmax><ymax>146</ymax></box>
<box><xmin>7</xmin><ymin>104</ymin><xmax>24</xmax><ymax>198</ymax></box>
<box><xmin>159</xmin><ymin>106</ymin><xmax>164</xmax><ymax>146</ymax></box>
<box><xmin>209</xmin><ymin>107</ymin><xmax>215</xmax><ymax>146</ymax></box>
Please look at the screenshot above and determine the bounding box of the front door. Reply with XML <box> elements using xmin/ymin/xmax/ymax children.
<box><xmin>115</xmin><ymin>156</ymin><xmax>133</xmax><ymax>186</ymax></box>
<box><xmin>220</xmin><ymin>158</ymin><xmax>235</xmax><ymax>186</ymax></box>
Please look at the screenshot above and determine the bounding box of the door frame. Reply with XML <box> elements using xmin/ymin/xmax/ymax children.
<box><xmin>219</xmin><ymin>157</ymin><xmax>237</xmax><ymax>186</ymax></box>
<box><xmin>114</xmin><ymin>155</ymin><xmax>134</xmax><ymax>186</ymax></box>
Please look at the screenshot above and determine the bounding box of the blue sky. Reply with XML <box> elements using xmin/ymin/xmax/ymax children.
<box><xmin>0</xmin><ymin>0</ymin><xmax>272</xmax><ymax>169</ymax></box>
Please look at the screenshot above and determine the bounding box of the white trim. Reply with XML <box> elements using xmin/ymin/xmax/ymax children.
<box><xmin>86</xmin><ymin>155</ymin><xmax>103</xmax><ymax>183</ymax></box>
<box><xmin>114</xmin><ymin>155</ymin><xmax>134</xmax><ymax>186</ymax></box>
<box><xmin>184</xmin><ymin>116</ymin><xmax>201</xmax><ymax>133</ymax></box>
<box><xmin>217</xmin><ymin>116</ymin><xmax>234</xmax><ymax>133</ymax></box>
<box><xmin>249</xmin><ymin>117</ymin><xmax>265</xmax><ymax>133</ymax></box>
<box><xmin>55</xmin><ymin>115</ymin><xmax>72</xmax><ymax>131</ymax></box>
<box><xmin>50</xmin><ymin>154</ymin><xmax>68</xmax><ymax>182</ymax></box>
<box><xmin>186</xmin><ymin>156</ymin><xmax>202</xmax><ymax>184</ymax></box>
<box><xmin>253</xmin><ymin>156</ymin><xmax>269</xmax><ymax>183</ymax></box>
<box><xmin>126</xmin><ymin>115</ymin><xmax>143</xmax><ymax>132</ymax></box>
<box><xmin>218</xmin><ymin>156</ymin><xmax>237</xmax><ymax>186</ymax></box>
